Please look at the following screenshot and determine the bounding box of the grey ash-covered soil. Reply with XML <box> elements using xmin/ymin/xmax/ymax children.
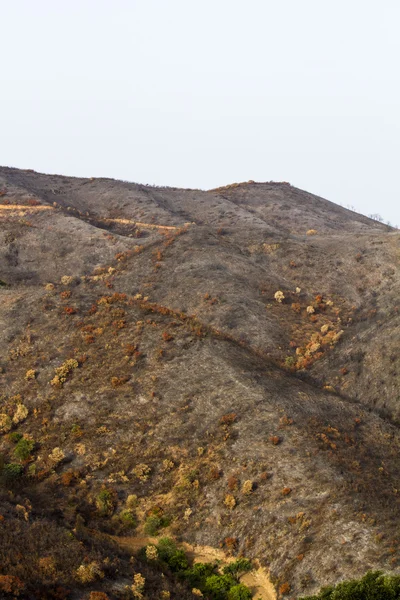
<box><xmin>0</xmin><ymin>166</ymin><xmax>399</xmax><ymax>599</ymax></box>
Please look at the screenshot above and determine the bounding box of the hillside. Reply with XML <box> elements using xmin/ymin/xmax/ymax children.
<box><xmin>0</xmin><ymin>166</ymin><xmax>399</xmax><ymax>600</ymax></box>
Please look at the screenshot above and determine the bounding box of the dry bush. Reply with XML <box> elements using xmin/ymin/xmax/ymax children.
<box><xmin>131</xmin><ymin>573</ymin><xmax>146</xmax><ymax>598</ymax></box>
<box><xmin>38</xmin><ymin>556</ymin><xmax>57</xmax><ymax>578</ymax></box>
<box><xmin>241</xmin><ymin>480</ymin><xmax>253</xmax><ymax>495</ymax></box>
<box><xmin>132</xmin><ymin>463</ymin><xmax>151</xmax><ymax>482</ymax></box>
<box><xmin>227</xmin><ymin>475</ymin><xmax>239</xmax><ymax>491</ymax></box>
<box><xmin>12</xmin><ymin>403</ymin><xmax>28</xmax><ymax>425</ymax></box>
<box><xmin>111</xmin><ymin>376</ymin><xmax>129</xmax><ymax>387</ymax></box>
<box><xmin>61</xmin><ymin>275</ymin><xmax>74</xmax><ymax>285</ymax></box>
<box><xmin>224</xmin><ymin>494</ymin><xmax>236</xmax><ymax>510</ymax></box>
<box><xmin>75</xmin><ymin>561</ymin><xmax>104</xmax><ymax>584</ymax></box>
<box><xmin>269</xmin><ymin>435</ymin><xmax>281</xmax><ymax>445</ymax></box>
<box><xmin>48</xmin><ymin>447</ymin><xmax>65</xmax><ymax>465</ymax></box>
<box><xmin>219</xmin><ymin>413</ymin><xmax>237</xmax><ymax>426</ymax></box>
<box><xmin>25</xmin><ymin>369</ymin><xmax>36</xmax><ymax>381</ymax></box>
<box><xmin>50</xmin><ymin>359</ymin><xmax>78</xmax><ymax>387</ymax></box>
<box><xmin>0</xmin><ymin>413</ymin><xmax>12</xmax><ymax>433</ymax></box>
<box><xmin>279</xmin><ymin>582</ymin><xmax>291</xmax><ymax>595</ymax></box>
<box><xmin>0</xmin><ymin>575</ymin><xmax>25</xmax><ymax>596</ymax></box>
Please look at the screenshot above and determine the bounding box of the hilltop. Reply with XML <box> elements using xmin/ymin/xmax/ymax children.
<box><xmin>0</xmin><ymin>167</ymin><xmax>399</xmax><ymax>600</ymax></box>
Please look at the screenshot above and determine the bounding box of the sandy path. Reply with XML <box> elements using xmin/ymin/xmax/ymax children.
<box><xmin>113</xmin><ymin>535</ymin><xmax>276</xmax><ymax>600</ymax></box>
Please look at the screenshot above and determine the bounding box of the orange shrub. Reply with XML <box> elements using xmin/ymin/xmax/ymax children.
<box><xmin>111</xmin><ymin>376</ymin><xmax>129</xmax><ymax>387</ymax></box>
<box><xmin>269</xmin><ymin>435</ymin><xmax>281</xmax><ymax>445</ymax></box>
<box><xmin>220</xmin><ymin>413</ymin><xmax>237</xmax><ymax>426</ymax></box>
<box><xmin>279</xmin><ymin>582</ymin><xmax>291</xmax><ymax>595</ymax></box>
<box><xmin>0</xmin><ymin>575</ymin><xmax>24</xmax><ymax>595</ymax></box>
<box><xmin>227</xmin><ymin>475</ymin><xmax>239</xmax><ymax>491</ymax></box>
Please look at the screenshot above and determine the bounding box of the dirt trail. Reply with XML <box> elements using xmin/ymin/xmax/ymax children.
<box><xmin>0</xmin><ymin>204</ymin><xmax>191</xmax><ymax>231</ymax></box>
<box><xmin>113</xmin><ymin>535</ymin><xmax>276</xmax><ymax>600</ymax></box>
<box><xmin>101</xmin><ymin>217</ymin><xmax>190</xmax><ymax>231</ymax></box>
<box><xmin>0</xmin><ymin>204</ymin><xmax>53</xmax><ymax>211</ymax></box>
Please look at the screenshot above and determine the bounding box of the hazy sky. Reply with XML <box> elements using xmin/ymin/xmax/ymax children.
<box><xmin>1</xmin><ymin>1</ymin><xmax>399</xmax><ymax>225</ymax></box>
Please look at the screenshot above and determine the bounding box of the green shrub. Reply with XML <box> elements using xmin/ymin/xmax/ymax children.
<box><xmin>144</xmin><ymin>514</ymin><xmax>162</xmax><ymax>535</ymax></box>
<box><xmin>227</xmin><ymin>584</ymin><xmax>252</xmax><ymax>600</ymax></box>
<box><xmin>8</xmin><ymin>432</ymin><xmax>23</xmax><ymax>444</ymax></box>
<box><xmin>300</xmin><ymin>571</ymin><xmax>400</xmax><ymax>600</ymax></box>
<box><xmin>2</xmin><ymin>463</ymin><xmax>24</xmax><ymax>481</ymax></box>
<box><xmin>204</xmin><ymin>574</ymin><xmax>237</xmax><ymax>599</ymax></box>
<box><xmin>96</xmin><ymin>489</ymin><xmax>115</xmax><ymax>516</ymax></box>
<box><xmin>13</xmin><ymin>438</ymin><xmax>34</xmax><ymax>461</ymax></box>
<box><xmin>155</xmin><ymin>538</ymin><xmax>189</xmax><ymax>571</ymax></box>
<box><xmin>119</xmin><ymin>509</ymin><xmax>137</xmax><ymax>528</ymax></box>
<box><xmin>180</xmin><ymin>562</ymin><xmax>216</xmax><ymax>588</ymax></box>
<box><xmin>144</xmin><ymin>513</ymin><xmax>170</xmax><ymax>535</ymax></box>
<box><xmin>223</xmin><ymin>558</ymin><xmax>252</xmax><ymax>580</ymax></box>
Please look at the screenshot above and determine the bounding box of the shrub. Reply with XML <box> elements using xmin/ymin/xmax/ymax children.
<box><xmin>0</xmin><ymin>575</ymin><xmax>25</xmax><ymax>596</ymax></box>
<box><xmin>96</xmin><ymin>488</ymin><xmax>116</xmax><ymax>517</ymax></box>
<box><xmin>38</xmin><ymin>555</ymin><xmax>57</xmax><ymax>577</ymax></box>
<box><xmin>279</xmin><ymin>582</ymin><xmax>291</xmax><ymax>595</ymax></box>
<box><xmin>220</xmin><ymin>413</ymin><xmax>237</xmax><ymax>426</ymax></box>
<box><xmin>75</xmin><ymin>561</ymin><xmax>104</xmax><ymax>583</ymax></box>
<box><xmin>12</xmin><ymin>403</ymin><xmax>28</xmax><ymax>425</ymax></box>
<box><xmin>299</xmin><ymin>571</ymin><xmax>400</xmax><ymax>600</ymax></box>
<box><xmin>61</xmin><ymin>275</ymin><xmax>74</xmax><ymax>285</ymax></box>
<box><xmin>119</xmin><ymin>509</ymin><xmax>137</xmax><ymax>528</ymax></box>
<box><xmin>204</xmin><ymin>574</ymin><xmax>237</xmax><ymax>599</ymax></box>
<box><xmin>0</xmin><ymin>413</ymin><xmax>12</xmax><ymax>434</ymax></box>
<box><xmin>224</xmin><ymin>495</ymin><xmax>236</xmax><ymax>510</ymax></box>
<box><xmin>126</xmin><ymin>494</ymin><xmax>138</xmax><ymax>509</ymax></box>
<box><xmin>145</xmin><ymin>544</ymin><xmax>158</xmax><ymax>561</ymax></box>
<box><xmin>241</xmin><ymin>480</ymin><xmax>253</xmax><ymax>495</ymax></box>
<box><xmin>144</xmin><ymin>514</ymin><xmax>169</xmax><ymax>535</ymax></box>
<box><xmin>227</xmin><ymin>584</ymin><xmax>252</xmax><ymax>600</ymax></box>
<box><xmin>50</xmin><ymin>358</ymin><xmax>78</xmax><ymax>387</ymax></box>
<box><xmin>133</xmin><ymin>463</ymin><xmax>151</xmax><ymax>481</ymax></box>
<box><xmin>2</xmin><ymin>462</ymin><xmax>24</xmax><ymax>481</ymax></box>
<box><xmin>223</xmin><ymin>559</ymin><xmax>252</xmax><ymax>580</ymax></box>
<box><xmin>274</xmin><ymin>291</ymin><xmax>285</xmax><ymax>303</ymax></box>
<box><xmin>227</xmin><ymin>475</ymin><xmax>239</xmax><ymax>491</ymax></box>
<box><xmin>25</xmin><ymin>369</ymin><xmax>36</xmax><ymax>380</ymax></box>
<box><xmin>48</xmin><ymin>447</ymin><xmax>65</xmax><ymax>465</ymax></box>
<box><xmin>13</xmin><ymin>437</ymin><xmax>34</xmax><ymax>461</ymax></box>
<box><xmin>269</xmin><ymin>435</ymin><xmax>281</xmax><ymax>445</ymax></box>
<box><xmin>284</xmin><ymin>356</ymin><xmax>296</xmax><ymax>369</ymax></box>
<box><xmin>131</xmin><ymin>572</ymin><xmax>146</xmax><ymax>597</ymax></box>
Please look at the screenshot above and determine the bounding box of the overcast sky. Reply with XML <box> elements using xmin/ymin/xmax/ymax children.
<box><xmin>1</xmin><ymin>1</ymin><xmax>399</xmax><ymax>225</ymax></box>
